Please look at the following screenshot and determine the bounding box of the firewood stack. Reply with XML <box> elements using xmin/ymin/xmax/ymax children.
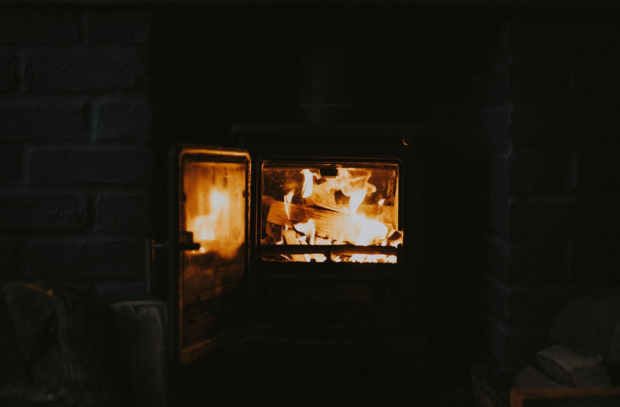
<box><xmin>509</xmin><ymin>288</ymin><xmax>620</xmax><ymax>406</ymax></box>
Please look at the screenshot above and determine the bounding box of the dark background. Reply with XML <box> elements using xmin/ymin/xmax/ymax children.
<box><xmin>1</xmin><ymin>1</ymin><xmax>620</xmax><ymax>392</ymax></box>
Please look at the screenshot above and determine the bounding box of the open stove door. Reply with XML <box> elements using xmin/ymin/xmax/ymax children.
<box><xmin>168</xmin><ymin>144</ymin><xmax>251</xmax><ymax>365</ymax></box>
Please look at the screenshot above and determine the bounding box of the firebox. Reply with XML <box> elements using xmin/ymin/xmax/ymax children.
<box><xmin>165</xmin><ymin>123</ymin><xmax>427</xmax><ymax>366</ymax></box>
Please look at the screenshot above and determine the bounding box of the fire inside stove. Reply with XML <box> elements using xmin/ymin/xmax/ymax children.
<box><xmin>171</xmin><ymin>144</ymin><xmax>409</xmax><ymax>363</ymax></box>
<box><xmin>259</xmin><ymin>161</ymin><xmax>402</xmax><ymax>263</ymax></box>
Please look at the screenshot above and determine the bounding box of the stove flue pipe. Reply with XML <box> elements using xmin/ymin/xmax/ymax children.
<box><xmin>298</xmin><ymin>49</ymin><xmax>358</xmax><ymax>124</ymax></box>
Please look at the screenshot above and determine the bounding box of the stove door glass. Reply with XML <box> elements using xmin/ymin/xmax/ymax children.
<box><xmin>259</xmin><ymin>160</ymin><xmax>401</xmax><ymax>263</ymax></box>
<box><xmin>173</xmin><ymin>146</ymin><xmax>250</xmax><ymax>365</ymax></box>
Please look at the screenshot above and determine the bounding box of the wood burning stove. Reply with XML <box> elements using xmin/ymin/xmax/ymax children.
<box><xmin>165</xmin><ymin>123</ymin><xmax>427</xmax><ymax>367</ymax></box>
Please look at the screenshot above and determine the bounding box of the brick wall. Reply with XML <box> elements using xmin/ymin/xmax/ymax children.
<box><xmin>473</xmin><ymin>16</ymin><xmax>620</xmax><ymax>385</ymax></box>
<box><xmin>0</xmin><ymin>6</ymin><xmax>152</xmax><ymax>304</ymax></box>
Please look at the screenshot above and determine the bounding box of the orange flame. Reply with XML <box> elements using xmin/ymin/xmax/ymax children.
<box><xmin>301</xmin><ymin>169</ymin><xmax>320</xmax><ymax>199</ymax></box>
<box><xmin>263</xmin><ymin>164</ymin><xmax>400</xmax><ymax>263</ymax></box>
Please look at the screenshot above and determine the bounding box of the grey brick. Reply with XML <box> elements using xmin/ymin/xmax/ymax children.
<box><xmin>92</xmin><ymin>280</ymin><xmax>148</xmax><ymax>304</ymax></box>
<box><xmin>0</xmin><ymin>240</ymin><xmax>21</xmax><ymax>279</ymax></box>
<box><xmin>0</xmin><ymin>194</ymin><xmax>87</xmax><ymax>230</ymax></box>
<box><xmin>486</xmin><ymin>280</ymin><xmax>580</xmax><ymax>330</ymax></box>
<box><xmin>0</xmin><ymin>57</ymin><xmax>9</xmax><ymax>91</ymax></box>
<box><xmin>96</xmin><ymin>192</ymin><xmax>150</xmax><ymax>232</ymax></box>
<box><xmin>489</xmin><ymin>239</ymin><xmax>568</xmax><ymax>284</ymax></box>
<box><xmin>488</xmin><ymin>156</ymin><xmax>508</xmax><ymax>193</ymax></box>
<box><xmin>509</xmin><ymin>244</ymin><xmax>568</xmax><ymax>283</ymax></box>
<box><xmin>508</xmin><ymin>154</ymin><xmax>566</xmax><ymax>192</ymax></box>
<box><xmin>491</xmin><ymin>195</ymin><xmax>510</xmax><ymax>237</ymax></box>
<box><xmin>510</xmin><ymin>53</ymin><xmax>568</xmax><ymax>99</ymax></box>
<box><xmin>508</xmin><ymin>18</ymin><xmax>578</xmax><ymax>51</ymax></box>
<box><xmin>485</xmin><ymin>320</ymin><xmax>552</xmax><ymax>385</ymax></box>
<box><xmin>574</xmin><ymin>53</ymin><xmax>620</xmax><ymax>97</ymax></box>
<box><xmin>88</xmin><ymin>11</ymin><xmax>150</xmax><ymax>44</ymax></box>
<box><xmin>571</xmin><ymin>244</ymin><xmax>620</xmax><ymax>282</ymax></box>
<box><xmin>469</xmin><ymin>67</ymin><xmax>511</xmax><ymax>109</ymax></box>
<box><xmin>577</xmin><ymin>154</ymin><xmax>620</xmax><ymax>191</ymax></box>
<box><xmin>510</xmin><ymin>201</ymin><xmax>620</xmax><ymax>240</ymax></box>
<box><xmin>486</xmin><ymin>237</ymin><xmax>508</xmax><ymax>279</ymax></box>
<box><xmin>0</xmin><ymin>105</ymin><xmax>85</xmax><ymax>141</ymax></box>
<box><xmin>28</xmin><ymin>240</ymin><xmax>144</xmax><ymax>279</ymax></box>
<box><xmin>577</xmin><ymin>18</ymin><xmax>620</xmax><ymax>50</ymax></box>
<box><xmin>24</xmin><ymin>50</ymin><xmax>147</xmax><ymax>92</ymax></box>
<box><xmin>464</xmin><ymin>109</ymin><xmax>511</xmax><ymax>147</ymax></box>
<box><xmin>29</xmin><ymin>149</ymin><xmax>152</xmax><ymax>185</ymax></box>
<box><xmin>96</xmin><ymin>103</ymin><xmax>152</xmax><ymax>141</ymax></box>
<box><xmin>0</xmin><ymin>9</ymin><xmax>79</xmax><ymax>43</ymax></box>
<box><xmin>510</xmin><ymin>100</ymin><xmax>620</xmax><ymax>144</ymax></box>
<box><xmin>0</xmin><ymin>148</ymin><xmax>19</xmax><ymax>182</ymax></box>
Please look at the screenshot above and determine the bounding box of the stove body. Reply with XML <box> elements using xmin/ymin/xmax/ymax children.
<box><xmin>167</xmin><ymin>124</ymin><xmax>426</xmax><ymax>366</ymax></box>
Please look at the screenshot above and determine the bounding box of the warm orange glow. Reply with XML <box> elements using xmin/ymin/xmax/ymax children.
<box><xmin>284</xmin><ymin>190</ymin><xmax>294</xmax><ymax>221</ymax></box>
<box><xmin>301</xmin><ymin>169</ymin><xmax>320</xmax><ymax>198</ymax></box>
<box><xmin>184</xmin><ymin>162</ymin><xmax>246</xmax><ymax>259</ymax></box>
<box><xmin>262</xmin><ymin>162</ymin><xmax>401</xmax><ymax>263</ymax></box>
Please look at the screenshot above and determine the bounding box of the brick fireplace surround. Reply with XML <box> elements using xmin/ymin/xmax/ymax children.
<box><xmin>1</xmin><ymin>0</ymin><xmax>620</xmax><ymax>404</ymax></box>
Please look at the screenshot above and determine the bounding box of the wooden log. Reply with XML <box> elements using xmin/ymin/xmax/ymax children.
<box><xmin>512</xmin><ymin>364</ymin><xmax>567</xmax><ymax>389</ymax></box>
<box><xmin>510</xmin><ymin>387</ymin><xmax>620</xmax><ymax>407</ymax></box>
<box><xmin>304</xmin><ymin>183</ymin><xmax>349</xmax><ymax>214</ymax></box>
<box><xmin>282</xmin><ymin>229</ymin><xmax>308</xmax><ymax>262</ymax></box>
<box><xmin>534</xmin><ymin>344</ymin><xmax>612</xmax><ymax>388</ymax></box>
<box><xmin>267</xmin><ymin>200</ymin><xmax>361</xmax><ymax>244</ymax></box>
<box><xmin>110</xmin><ymin>301</ymin><xmax>167</xmax><ymax>407</ymax></box>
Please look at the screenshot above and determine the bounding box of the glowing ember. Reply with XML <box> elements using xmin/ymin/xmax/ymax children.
<box><xmin>294</xmin><ymin>219</ymin><xmax>316</xmax><ymax>245</ymax></box>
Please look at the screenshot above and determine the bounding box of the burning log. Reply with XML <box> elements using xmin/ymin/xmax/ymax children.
<box><xmin>282</xmin><ymin>229</ymin><xmax>309</xmax><ymax>262</ymax></box>
<box><xmin>267</xmin><ymin>200</ymin><xmax>362</xmax><ymax>244</ymax></box>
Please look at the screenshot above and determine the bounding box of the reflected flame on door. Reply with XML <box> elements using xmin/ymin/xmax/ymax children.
<box><xmin>184</xmin><ymin>162</ymin><xmax>246</xmax><ymax>259</ymax></box>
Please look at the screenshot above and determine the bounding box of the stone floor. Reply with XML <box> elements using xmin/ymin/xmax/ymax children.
<box><xmin>1</xmin><ymin>344</ymin><xmax>477</xmax><ymax>407</ymax></box>
<box><xmin>176</xmin><ymin>346</ymin><xmax>476</xmax><ymax>407</ymax></box>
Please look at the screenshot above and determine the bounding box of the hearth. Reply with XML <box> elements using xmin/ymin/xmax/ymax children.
<box><xmin>163</xmin><ymin>123</ymin><xmax>428</xmax><ymax>366</ymax></box>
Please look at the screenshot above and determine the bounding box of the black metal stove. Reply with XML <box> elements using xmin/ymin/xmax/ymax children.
<box><xmin>165</xmin><ymin>123</ymin><xmax>428</xmax><ymax>367</ymax></box>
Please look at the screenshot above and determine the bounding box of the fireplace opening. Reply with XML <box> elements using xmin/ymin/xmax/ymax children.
<box><xmin>259</xmin><ymin>160</ymin><xmax>402</xmax><ymax>264</ymax></box>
